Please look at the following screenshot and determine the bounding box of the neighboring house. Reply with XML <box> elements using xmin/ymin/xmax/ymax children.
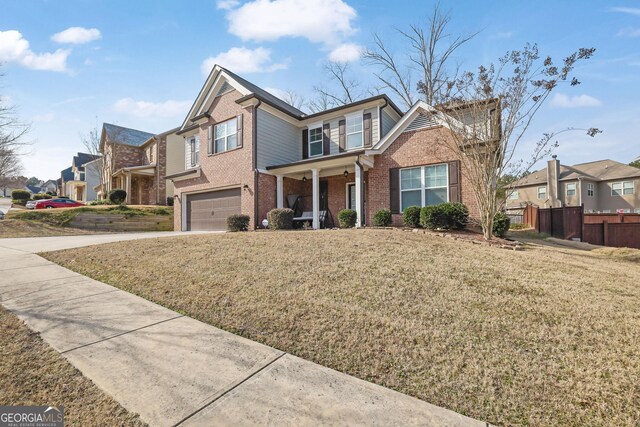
<box><xmin>58</xmin><ymin>167</ymin><xmax>73</xmax><ymax>197</ymax></box>
<box><xmin>26</xmin><ymin>185</ymin><xmax>41</xmax><ymax>195</ymax></box>
<box><xmin>64</xmin><ymin>153</ymin><xmax>101</xmax><ymax>202</ymax></box>
<box><xmin>40</xmin><ymin>179</ymin><xmax>58</xmax><ymax>194</ymax></box>
<box><xmin>168</xmin><ymin>65</ymin><xmax>481</xmax><ymax>231</ymax></box>
<box><xmin>507</xmin><ymin>157</ymin><xmax>640</xmax><ymax>213</ymax></box>
<box><xmin>99</xmin><ymin>123</ymin><xmax>173</xmax><ymax>205</ymax></box>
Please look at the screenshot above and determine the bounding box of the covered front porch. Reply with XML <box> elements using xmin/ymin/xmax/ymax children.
<box><xmin>66</xmin><ymin>181</ymin><xmax>86</xmax><ymax>202</ymax></box>
<box><xmin>113</xmin><ymin>164</ymin><xmax>156</xmax><ymax>205</ymax></box>
<box><xmin>266</xmin><ymin>152</ymin><xmax>374</xmax><ymax>229</ymax></box>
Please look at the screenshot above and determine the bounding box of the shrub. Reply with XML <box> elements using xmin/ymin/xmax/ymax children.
<box><xmin>440</xmin><ymin>202</ymin><xmax>469</xmax><ymax>230</ymax></box>
<box><xmin>267</xmin><ymin>208</ymin><xmax>294</xmax><ymax>230</ymax></box>
<box><xmin>33</xmin><ymin>193</ymin><xmax>45</xmax><ymax>200</ymax></box>
<box><xmin>11</xmin><ymin>199</ymin><xmax>27</xmax><ymax>206</ymax></box>
<box><xmin>88</xmin><ymin>199</ymin><xmax>113</xmax><ymax>206</ymax></box>
<box><xmin>227</xmin><ymin>214</ymin><xmax>250</xmax><ymax>232</ymax></box>
<box><xmin>11</xmin><ymin>190</ymin><xmax>30</xmax><ymax>201</ymax></box>
<box><xmin>402</xmin><ymin>206</ymin><xmax>421</xmax><ymax>228</ymax></box>
<box><xmin>108</xmin><ymin>189</ymin><xmax>127</xmax><ymax>204</ymax></box>
<box><xmin>420</xmin><ymin>205</ymin><xmax>445</xmax><ymax>229</ymax></box>
<box><xmin>493</xmin><ymin>212</ymin><xmax>511</xmax><ymax>238</ymax></box>
<box><xmin>373</xmin><ymin>208</ymin><xmax>392</xmax><ymax>227</ymax></box>
<box><xmin>338</xmin><ymin>209</ymin><xmax>357</xmax><ymax>228</ymax></box>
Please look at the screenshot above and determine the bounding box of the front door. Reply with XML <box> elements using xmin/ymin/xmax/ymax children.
<box><xmin>320</xmin><ymin>181</ymin><xmax>329</xmax><ymax>211</ymax></box>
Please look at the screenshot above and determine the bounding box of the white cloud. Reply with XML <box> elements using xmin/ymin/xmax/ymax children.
<box><xmin>328</xmin><ymin>43</ymin><xmax>362</xmax><ymax>62</ymax></box>
<box><xmin>216</xmin><ymin>0</ymin><xmax>240</xmax><ymax>9</ymax></box>
<box><xmin>611</xmin><ymin>7</ymin><xmax>640</xmax><ymax>16</ymax></box>
<box><xmin>227</xmin><ymin>0</ymin><xmax>357</xmax><ymax>45</ymax></box>
<box><xmin>550</xmin><ymin>93</ymin><xmax>602</xmax><ymax>108</ymax></box>
<box><xmin>263</xmin><ymin>86</ymin><xmax>288</xmax><ymax>100</ymax></box>
<box><xmin>51</xmin><ymin>27</ymin><xmax>101</xmax><ymax>44</ymax></box>
<box><xmin>617</xmin><ymin>27</ymin><xmax>640</xmax><ymax>38</ymax></box>
<box><xmin>0</xmin><ymin>30</ymin><xmax>70</xmax><ymax>72</ymax></box>
<box><xmin>201</xmin><ymin>46</ymin><xmax>288</xmax><ymax>75</ymax></box>
<box><xmin>113</xmin><ymin>98</ymin><xmax>191</xmax><ymax>118</ymax></box>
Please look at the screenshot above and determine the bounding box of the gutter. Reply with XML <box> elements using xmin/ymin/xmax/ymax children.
<box><xmin>253</xmin><ymin>99</ymin><xmax>262</xmax><ymax>229</ymax></box>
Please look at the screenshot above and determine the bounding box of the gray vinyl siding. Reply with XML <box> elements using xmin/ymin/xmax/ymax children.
<box><xmin>327</xmin><ymin>108</ymin><xmax>379</xmax><ymax>154</ymax></box>
<box><xmin>257</xmin><ymin>108</ymin><xmax>301</xmax><ymax>169</ymax></box>
<box><xmin>381</xmin><ymin>109</ymin><xmax>397</xmax><ymax>136</ymax></box>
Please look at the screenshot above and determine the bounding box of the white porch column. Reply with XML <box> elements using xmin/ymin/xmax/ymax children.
<box><xmin>355</xmin><ymin>161</ymin><xmax>364</xmax><ymax>227</ymax></box>
<box><xmin>312</xmin><ymin>168</ymin><xmax>320</xmax><ymax>229</ymax></box>
<box><xmin>276</xmin><ymin>175</ymin><xmax>284</xmax><ymax>209</ymax></box>
<box><xmin>125</xmin><ymin>173</ymin><xmax>132</xmax><ymax>204</ymax></box>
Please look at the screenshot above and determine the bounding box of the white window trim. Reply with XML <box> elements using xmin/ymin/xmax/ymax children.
<box><xmin>537</xmin><ymin>186</ymin><xmax>547</xmax><ymax>200</ymax></box>
<box><xmin>566</xmin><ymin>182</ymin><xmax>576</xmax><ymax>196</ymax></box>
<box><xmin>345</xmin><ymin>110</ymin><xmax>364</xmax><ymax>150</ymax></box>
<box><xmin>587</xmin><ymin>183</ymin><xmax>594</xmax><ymax>197</ymax></box>
<box><xmin>186</xmin><ymin>135</ymin><xmax>200</xmax><ymax>169</ymax></box>
<box><xmin>308</xmin><ymin>121</ymin><xmax>324</xmax><ymax>158</ymax></box>
<box><xmin>214</xmin><ymin>118</ymin><xmax>238</xmax><ymax>154</ymax></box>
<box><xmin>508</xmin><ymin>189</ymin><xmax>519</xmax><ymax>200</ymax></box>
<box><xmin>399</xmin><ymin>164</ymin><xmax>449</xmax><ymax>211</ymax></box>
<box><xmin>611</xmin><ymin>181</ymin><xmax>633</xmax><ymax>196</ymax></box>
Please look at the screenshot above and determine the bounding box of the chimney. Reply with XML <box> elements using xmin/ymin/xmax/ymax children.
<box><xmin>546</xmin><ymin>155</ymin><xmax>561</xmax><ymax>207</ymax></box>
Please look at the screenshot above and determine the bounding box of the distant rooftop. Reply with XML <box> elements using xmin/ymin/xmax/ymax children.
<box><xmin>516</xmin><ymin>159</ymin><xmax>640</xmax><ymax>186</ymax></box>
<box><xmin>73</xmin><ymin>152</ymin><xmax>101</xmax><ymax>168</ymax></box>
<box><xmin>103</xmin><ymin>123</ymin><xmax>155</xmax><ymax>147</ymax></box>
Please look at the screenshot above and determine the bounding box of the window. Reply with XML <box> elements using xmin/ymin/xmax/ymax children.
<box><xmin>508</xmin><ymin>190</ymin><xmax>519</xmax><ymax>200</ymax></box>
<box><xmin>345</xmin><ymin>113</ymin><xmax>363</xmax><ymax>149</ymax></box>
<box><xmin>635</xmin><ymin>208</ymin><xmax>640</xmax><ymax>214</ymax></box>
<box><xmin>79</xmin><ymin>172</ymin><xmax>85</xmax><ymax>181</ymax></box>
<box><xmin>566</xmin><ymin>182</ymin><xmax>576</xmax><ymax>196</ymax></box>
<box><xmin>400</xmin><ymin>164</ymin><xmax>448</xmax><ymax>211</ymax></box>
<box><xmin>612</xmin><ymin>181</ymin><xmax>634</xmax><ymax>196</ymax></box>
<box><xmin>187</xmin><ymin>136</ymin><xmax>200</xmax><ymax>168</ymax></box>
<box><xmin>214</xmin><ymin>117</ymin><xmax>238</xmax><ymax>154</ymax></box>
<box><xmin>537</xmin><ymin>186</ymin><xmax>547</xmax><ymax>200</ymax></box>
<box><xmin>587</xmin><ymin>183</ymin><xmax>594</xmax><ymax>197</ymax></box>
<box><xmin>308</xmin><ymin>125</ymin><xmax>323</xmax><ymax>157</ymax></box>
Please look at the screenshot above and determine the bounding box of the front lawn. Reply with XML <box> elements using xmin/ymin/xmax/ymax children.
<box><xmin>0</xmin><ymin>219</ymin><xmax>97</xmax><ymax>238</ymax></box>
<box><xmin>42</xmin><ymin>229</ymin><xmax>640</xmax><ymax>426</ymax></box>
<box><xmin>0</xmin><ymin>305</ymin><xmax>145</xmax><ymax>426</ymax></box>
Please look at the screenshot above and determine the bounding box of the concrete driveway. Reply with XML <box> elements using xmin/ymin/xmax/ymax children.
<box><xmin>0</xmin><ymin>232</ymin><xmax>485</xmax><ymax>426</ymax></box>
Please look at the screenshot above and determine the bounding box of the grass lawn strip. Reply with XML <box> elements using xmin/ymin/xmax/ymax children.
<box><xmin>42</xmin><ymin>229</ymin><xmax>640</xmax><ymax>426</ymax></box>
<box><xmin>0</xmin><ymin>305</ymin><xmax>145</xmax><ymax>426</ymax></box>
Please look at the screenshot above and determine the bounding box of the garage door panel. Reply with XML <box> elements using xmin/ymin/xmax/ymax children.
<box><xmin>187</xmin><ymin>188</ymin><xmax>241</xmax><ymax>231</ymax></box>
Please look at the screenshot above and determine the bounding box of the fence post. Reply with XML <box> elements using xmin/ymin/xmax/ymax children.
<box><xmin>536</xmin><ymin>205</ymin><xmax>540</xmax><ymax>232</ymax></box>
<box><xmin>580</xmin><ymin>204</ymin><xmax>584</xmax><ymax>241</ymax></box>
<box><xmin>603</xmin><ymin>220</ymin><xmax>609</xmax><ymax>246</ymax></box>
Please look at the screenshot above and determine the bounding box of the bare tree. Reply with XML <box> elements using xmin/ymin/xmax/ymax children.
<box><xmin>281</xmin><ymin>90</ymin><xmax>306</xmax><ymax>111</ymax></box>
<box><xmin>433</xmin><ymin>44</ymin><xmax>599</xmax><ymax>239</ymax></box>
<box><xmin>0</xmin><ymin>70</ymin><xmax>29</xmax><ymax>179</ymax></box>
<box><xmin>364</xmin><ymin>3</ymin><xmax>477</xmax><ymax>109</ymax></box>
<box><xmin>312</xmin><ymin>61</ymin><xmax>362</xmax><ymax>108</ymax></box>
<box><xmin>307</xmin><ymin>91</ymin><xmax>334</xmax><ymax>114</ymax></box>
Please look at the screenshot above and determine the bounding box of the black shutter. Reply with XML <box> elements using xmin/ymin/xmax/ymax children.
<box><xmin>302</xmin><ymin>129</ymin><xmax>309</xmax><ymax>159</ymax></box>
<box><xmin>363</xmin><ymin>112</ymin><xmax>372</xmax><ymax>147</ymax></box>
<box><xmin>322</xmin><ymin>123</ymin><xmax>330</xmax><ymax>156</ymax></box>
<box><xmin>389</xmin><ymin>168</ymin><xmax>400</xmax><ymax>214</ymax></box>
<box><xmin>448</xmin><ymin>160</ymin><xmax>461</xmax><ymax>203</ymax></box>
<box><xmin>236</xmin><ymin>114</ymin><xmax>243</xmax><ymax>148</ymax></box>
<box><xmin>338</xmin><ymin>119</ymin><xmax>346</xmax><ymax>152</ymax></box>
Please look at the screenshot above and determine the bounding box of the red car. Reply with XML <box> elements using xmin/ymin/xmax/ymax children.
<box><xmin>35</xmin><ymin>198</ymin><xmax>84</xmax><ymax>209</ymax></box>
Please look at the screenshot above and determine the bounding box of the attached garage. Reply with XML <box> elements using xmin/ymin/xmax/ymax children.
<box><xmin>186</xmin><ymin>188</ymin><xmax>242</xmax><ymax>231</ymax></box>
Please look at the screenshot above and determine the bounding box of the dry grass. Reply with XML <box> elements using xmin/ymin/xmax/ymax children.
<box><xmin>592</xmin><ymin>247</ymin><xmax>640</xmax><ymax>264</ymax></box>
<box><xmin>0</xmin><ymin>219</ymin><xmax>96</xmax><ymax>238</ymax></box>
<box><xmin>43</xmin><ymin>229</ymin><xmax>640</xmax><ymax>426</ymax></box>
<box><xmin>0</xmin><ymin>305</ymin><xmax>145</xmax><ymax>426</ymax></box>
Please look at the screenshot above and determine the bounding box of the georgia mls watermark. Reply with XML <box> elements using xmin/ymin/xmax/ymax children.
<box><xmin>0</xmin><ymin>406</ymin><xmax>64</xmax><ymax>427</ymax></box>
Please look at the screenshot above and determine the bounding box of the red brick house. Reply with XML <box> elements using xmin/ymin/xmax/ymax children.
<box><xmin>168</xmin><ymin>65</ymin><xmax>478</xmax><ymax>231</ymax></box>
<box><xmin>99</xmin><ymin>123</ymin><xmax>174</xmax><ymax>205</ymax></box>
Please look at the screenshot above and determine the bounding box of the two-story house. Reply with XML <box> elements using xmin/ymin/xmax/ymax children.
<box><xmin>507</xmin><ymin>157</ymin><xmax>640</xmax><ymax>213</ymax></box>
<box><xmin>99</xmin><ymin>123</ymin><xmax>173</xmax><ymax>205</ymax></box>
<box><xmin>167</xmin><ymin>65</ymin><xmax>480</xmax><ymax>231</ymax></box>
<box><xmin>62</xmin><ymin>152</ymin><xmax>101</xmax><ymax>202</ymax></box>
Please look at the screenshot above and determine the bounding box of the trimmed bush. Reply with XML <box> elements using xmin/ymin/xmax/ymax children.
<box><xmin>11</xmin><ymin>190</ymin><xmax>30</xmax><ymax>201</ymax></box>
<box><xmin>373</xmin><ymin>208</ymin><xmax>392</xmax><ymax>227</ymax></box>
<box><xmin>493</xmin><ymin>212</ymin><xmax>511</xmax><ymax>238</ymax></box>
<box><xmin>33</xmin><ymin>193</ymin><xmax>51</xmax><ymax>200</ymax></box>
<box><xmin>420</xmin><ymin>202</ymin><xmax>469</xmax><ymax>230</ymax></box>
<box><xmin>267</xmin><ymin>208</ymin><xmax>294</xmax><ymax>230</ymax></box>
<box><xmin>227</xmin><ymin>214</ymin><xmax>250</xmax><ymax>232</ymax></box>
<box><xmin>88</xmin><ymin>199</ymin><xmax>113</xmax><ymax>206</ymax></box>
<box><xmin>108</xmin><ymin>189</ymin><xmax>127</xmax><ymax>204</ymax></box>
<box><xmin>338</xmin><ymin>209</ymin><xmax>357</xmax><ymax>228</ymax></box>
<box><xmin>402</xmin><ymin>206</ymin><xmax>421</xmax><ymax>228</ymax></box>
<box><xmin>11</xmin><ymin>199</ymin><xmax>27</xmax><ymax>206</ymax></box>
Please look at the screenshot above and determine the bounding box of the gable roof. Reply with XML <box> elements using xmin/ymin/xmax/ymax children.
<box><xmin>60</xmin><ymin>167</ymin><xmax>73</xmax><ymax>182</ymax></box>
<box><xmin>26</xmin><ymin>185</ymin><xmax>41</xmax><ymax>194</ymax></box>
<box><xmin>103</xmin><ymin>123</ymin><xmax>155</xmax><ymax>147</ymax></box>
<box><xmin>516</xmin><ymin>159</ymin><xmax>640</xmax><ymax>186</ymax></box>
<box><xmin>73</xmin><ymin>152</ymin><xmax>101</xmax><ymax>169</ymax></box>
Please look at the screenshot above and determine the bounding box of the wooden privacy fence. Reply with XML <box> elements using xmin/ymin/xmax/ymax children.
<box><xmin>522</xmin><ymin>204</ymin><xmax>640</xmax><ymax>249</ymax></box>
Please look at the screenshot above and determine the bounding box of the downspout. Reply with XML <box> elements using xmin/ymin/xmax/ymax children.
<box><xmin>355</xmin><ymin>157</ymin><xmax>364</xmax><ymax>226</ymax></box>
<box><xmin>253</xmin><ymin>99</ymin><xmax>262</xmax><ymax>229</ymax></box>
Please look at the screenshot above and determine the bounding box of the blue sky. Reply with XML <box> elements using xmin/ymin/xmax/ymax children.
<box><xmin>1</xmin><ymin>0</ymin><xmax>640</xmax><ymax>179</ymax></box>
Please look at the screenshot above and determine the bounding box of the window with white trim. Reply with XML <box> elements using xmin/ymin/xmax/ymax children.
<box><xmin>214</xmin><ymin>117</ymin><xmax>237</xmax><ymax>154</ymax></box>
<box><xmin>400</xmin><ymin>164</ymin><xmax>448</xmax><ymax>211</ymax></box>
<box><xmin>612</xmin><ymin>181</ymin><xmax>633</xmax><ymax>196</ymax></box>
<box><xmin>508</xmin><ymin>190</ymin><xmax>519</xmax><ymax>200</ymax></box>
<box><xmin>587</xmin><ymin>183</ymin><xmax>594</xmax><ymax>197</ymax></box>
<box><xmin>566</xmin><ymin>182</ymin><xmax>576</xmax><ymax>196</ymax></box>
<box><xmin>187</xmin><ymin>136</ymin><xmax>200</xmax><ymax>168</ymax></box>
<box><xmin>635</xmin><ymin>208</ymin><xmax>640</xmax><ymax>214</ymax></box>
<box><xmin>537</xmin><ymin>186</ymin><xmax>546</xmax><ymax>199</ymax></box>
<box><xmin>346</xmin><ymin>114</ymin><xmax>363</xmax><ymax>149</ymax></box>
<box><xmin>308</xmin><ymin>124</ymin><xmax>323</xmax><ymax>157</ymax></box>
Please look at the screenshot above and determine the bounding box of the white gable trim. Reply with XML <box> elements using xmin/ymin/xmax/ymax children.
<box><xmin>365</xmin><ymin>101</ymin><xmax>466</xmax><ymax>155</ymax></box>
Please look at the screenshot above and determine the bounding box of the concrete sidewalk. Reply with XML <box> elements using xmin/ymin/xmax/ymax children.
<box><xmin>0</xmin><ymin>233</ymin><xmax>485</xmax><ymax>426</ymax></box>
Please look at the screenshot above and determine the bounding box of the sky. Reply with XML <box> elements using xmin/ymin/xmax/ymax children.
<box><xmin>1</xmin><ymin>0</ymin><xmax>640</xmax><ymax>180</ymax></box>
